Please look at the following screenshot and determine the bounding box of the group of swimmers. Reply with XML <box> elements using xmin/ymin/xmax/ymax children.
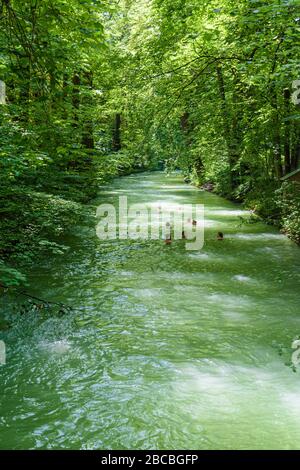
<box><xmin>164</xmin><ymin>218</ymin><xmax>224</xmax><ymax>245</ymax></box>
<box><xmin>156</xmin><ymin>205</ymin><xmax>224</xmax><ymax>245</ymax></box>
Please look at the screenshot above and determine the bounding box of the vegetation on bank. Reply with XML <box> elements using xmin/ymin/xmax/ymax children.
<box><xmin>0</xmin><ymin>0</ymin><xmax>299</xmax><ymax>287</ymax></box>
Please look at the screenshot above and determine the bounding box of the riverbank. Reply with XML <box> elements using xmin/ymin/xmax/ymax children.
<box><xmin>0</xmin><ymin>153</ymin><xmax>151</xmax><ymax>289</ymax></box>
<box><xmin>194</xmin><ymin>175</ymin><xmax>300</xmax><ymax>246</ymax></box>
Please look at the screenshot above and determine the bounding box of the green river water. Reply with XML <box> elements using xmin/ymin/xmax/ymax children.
<box><xmin>1</xmin><ymin>172</ymin><xmax>300</xmax><ymax>450</ymax></box>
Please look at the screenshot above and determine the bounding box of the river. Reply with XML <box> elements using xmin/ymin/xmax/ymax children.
<box><xmin>1</xmin><ymin>171</ymin><xmax>300</xmax><ymax>450</ymax></box>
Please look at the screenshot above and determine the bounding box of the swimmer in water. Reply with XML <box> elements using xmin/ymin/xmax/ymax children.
<box><xmin>217</xmin><ymin>232</ymin><xmax>224</xmax><ymax>240</ymax></box>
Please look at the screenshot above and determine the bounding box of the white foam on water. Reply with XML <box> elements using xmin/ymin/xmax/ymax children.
<box><xmin>233</xmin><ymin>275</ymin><xmax>253</xmax><ymax>283</ymax></box>
<box><xmin>281</xmin><ymin>392</ymin><xmax>300</xmax><ymax>417</ymax></box>
<box><xmin>119</xmin><ymin>271</ymin><xmax>135</xmax><ymax>277</ymax></box>
<box><xmin>255</xmin><ymin>247</ymin><xmax>281</xmax><ymax>258</ymax></box>
<box><xmin>132</xmin><ymin>288</ymin><xmax>158</xmax><ymax>299</ymax></box>
<box><xmin>170</xmin><ymin>362</ymin><xmax>300</xmax><ymax>449</ymax></box>
<box><xmin>207</xmin><ymin>293</ymin><xmax>253</xmax><ymax>310</ymax></box>
<box><xmin>38</xmin><ymin>339</ymin><xmax>71</xmax><ymax>355</ymax></box>
<box><xmin>173</xmin><ymin>364</ymin><xmax>242</xmax><ymax>413</ymax></box>
<box><xmin>98</xmin><ymin>191</ymin><xmax>121</xmax><ymax>195</ymax></box>
<box><xmin>230</xmin><ymin>233</ymin><xmax>286</xmax><ymax>241</ymax></box>
<box><xmin>222</xmin><ymin>310</ymin><xmax>248</xmax><ymax>322</ymax></box>
<box><xmin>189</xmin><ymin>252</ymin><xmax>211</xmax><ymax>260</ymax></box>
<box><xmin>172</xmin><ymin>362</ymin><xmax>292</xmax><ymax>416</ymax></box>
<box><xmin>137</xmin><ymin>181</ymin><xmax>158</xmax><ymax>186</ymax></box>
<box><xmin>203</xmin><ymin>219</ymin><xmax>226</xmax><ymax>228</ymax></box>
<box><xmin>206</xmin><ymin>209</ymin><xmax>249</xmax><ymax>217</ymax></box>
<box><xmin>158</xmin><ymin>183</ymin><xmax>192</xmax><ymax>190</ymax></box>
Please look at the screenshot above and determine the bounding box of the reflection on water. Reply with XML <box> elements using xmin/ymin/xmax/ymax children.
<box><xmin>1</xmin><ymin>172</ymin><xmax>300</xmax><ymax>450</ymax></box>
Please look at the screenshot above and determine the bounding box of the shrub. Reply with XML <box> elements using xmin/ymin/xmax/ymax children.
<box><xmin>276</xmin><ymin>182</ymin><xmax>300</xmax><ymax>244</ymax></box>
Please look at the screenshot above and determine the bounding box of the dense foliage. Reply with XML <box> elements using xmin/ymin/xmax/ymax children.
<box><xmin>0</xmin><ymin>0</ymin><xmax>299</xmax><ymax>286</ymax></box>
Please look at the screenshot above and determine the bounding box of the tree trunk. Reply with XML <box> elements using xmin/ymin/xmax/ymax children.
<box><xmin>72</xmin><ymin>72</ymin><xmax>80</xmax><ymax>127</ymax></box>
<box><xmin>216</xmin><ymin>66</ymin><xmax>235</xmax><ymax>188</ymax></box>
<box><xmin>82</xmin><ymin>71</ymin><xmax>94</xmax><ymax>149</ymax></box>
<box><xmin>291</xmin><ymin>121</ymin><xmax>300</xmax><ymax>171</ymax></box>
<box><xmin>112</xmin><ymin>113</ymin><xmax>121</xmax><ymax>151</ymax></box>
<box><xmin>180</xmin><ymin>112</ymin><xmax>189</xmax><ymax>133</ymax></box>
<box><xmin>270</xmin><ymin>84</ymin><xmax>283</xmax><ymax>178</ymax></box>
<box><xmin>283</xmin><ymin>88</ymin><xmax>291</xmax><ymax>175</ymax></box>
<box><xmin>62</xmin><ymin>73</ymin><xmax>68</xmax><ymax>119</ymax></box>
